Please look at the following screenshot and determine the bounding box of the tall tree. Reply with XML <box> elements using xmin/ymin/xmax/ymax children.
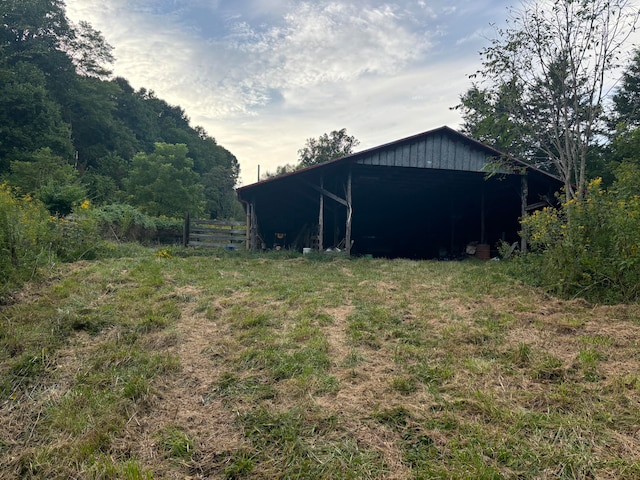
<box><xmin>297</xmin><ymin>128</ymin><xmax>359</xmax><ymax>168</ymax></box>
<box><xmin>124</xmin><ymin>143</ymin><xmax>205</xmax><ymax>218</ymax></box>
<box><xmin>0</xmin><ymin>61</ymin><xmax>73</xmax><ymax>172</ymax></box>
<box><xmin>610</xmin><ymin>48</ymin><xmax>640</xmax><ymax>130</ymax></box>
<box><xmin>458</xmin><ymin>0</ymin><xmax>638</xmax><ymax>201</ymax></box>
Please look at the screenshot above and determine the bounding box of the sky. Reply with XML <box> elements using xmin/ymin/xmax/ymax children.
<box><xmin>64</xmin><ymin>0</ymin><xmax>516</xmax><ymax>185</ymax></box>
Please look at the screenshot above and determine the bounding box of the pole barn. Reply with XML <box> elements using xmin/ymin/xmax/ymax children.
<box><xmin>237</xmin><ymin>126</ymin><xmax>562</xmax><ymax>259</ymax></box>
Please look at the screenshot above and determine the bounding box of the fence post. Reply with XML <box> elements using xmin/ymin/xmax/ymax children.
<box><xmin>183</xmin><ymin>211</ymin><xmax>190</xmax><ymax>247</ymax></box>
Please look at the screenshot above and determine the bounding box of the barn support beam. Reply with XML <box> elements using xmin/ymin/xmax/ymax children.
<box><xmin>248</xmin><ymin>201</ymin><xmax>258</xmax><ymax>250</ymax></box>
<box><xmin>318</xmin><ymin>176</ymin><xmax>324</xmax><ymax>251</ymax></box>
<box><xmin>480</xmin><ymin>185</ymin><xmax>486</xmax><ymax>244</ymax></box>
<box><xmin>346</xmin><ymin>170</ymin><xmax>353</xmax><ymax>256</ymax></box>
<box><xmin>308</xmin><ymin>182</ymin><xmax>348</xmax><ymax>207</ymax></box>
<box><xmin>244</xmin><ymin>205</ymin><xmax>250</xmax><ymax>249</ymax></box>
<box><xmin>520</xmin><ymin>174</ymin><xmax>528</xmax><ymax>253</ymax></box>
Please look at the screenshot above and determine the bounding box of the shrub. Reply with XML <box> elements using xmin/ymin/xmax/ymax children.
<box><xmin>91</xmin><ymin>203</ymin><xmax>157</xmax><ymax>242</ymax></box>
<box><xmin>519</xmin><ymin>164</ymin><xmax>640</xmax><ymax>303</ymax></box>
<box><xmin>0</xmin><ymin>184</ymin><xmax>55</xmax><ymax>299</ymax></box>
<box><xmin>90</xmin><ymin>203</ymin><xmax>183</xmax><ymax>244</ymax></box>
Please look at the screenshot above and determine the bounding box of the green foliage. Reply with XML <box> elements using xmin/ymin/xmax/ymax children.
<box><xmin>90</xmin><ymin>203</ymin><xmax>157</xmax><ymax>242</ymax></box>
<box><xmin>159</xmin><ymin>426</ymin><xmax>197</xmax><ymax>461</ymax></box>
<box><xmin>125</xmin><ymin>143</ymin><xmax>205</xmax><ymax>218</ymax></box>
<box><xmin>297</xmin><ymin>128</ymin><xmax>359</xmax><ymax>168</ymax></box>
<box><xmin>519</xmin><ymin>165</ymin><xmax>640</xmax><ymax>303</ymax></box>
<box><xmin>0</xmin><ymin>62</ymin><xmax>73</xmax><ymax>172</ymax></box>
<box><xmin>0</xmin><ymin>183</ymin><xmax>54</xmax><ymax>299</ymax></box>
<box><xmin>456</xmin><ymin>81</ymin><xmax>533</xmax><ymax>161</ymax></box>
<box><xmin>610</xmin><ymin>47</ymin><xmax>640</xmax><ymax>131</ymax></box>
<box><xmin>8</xmin><ymin>147</ymin><xmax>86</xmax><ymax>215</ymax></box>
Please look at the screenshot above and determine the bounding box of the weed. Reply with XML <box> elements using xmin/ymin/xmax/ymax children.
<box><xmin>511</xmin><ymin>342</ymin><xmax>533</xmax><ymax>367</ymax></box>
<box><xmin>225</xmin><ymin>449</ymin><xmax>255</xmax><ymax>478</ymax></box>
<box><xmin>372</xmin><ymin>405</ymin><xmax>412</xmax><ymax>428</ymax></box>
<box><xmin>159</xmin><ymin>426</ymin><xmax>197</xmax><ymax>461</ymax></box>
<box><xmin>390</xmin><ymin>375</ymin><xmax>419</xmax><ymax>395</ymax></box>
<box><xmin>532</xmin><ymin>353</ymin><xmax>565</xmax><ymax>382</ymax></box>
<box><xmin>342</xmin><ymin>348</ymin><xmax>365</xmax><ymax>368</ymax></box>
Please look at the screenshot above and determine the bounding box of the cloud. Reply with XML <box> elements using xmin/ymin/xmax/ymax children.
<box><xmin>65</xmin><ymin>0</ymin><xmax>513</xmax><ymax>184</ymax></box>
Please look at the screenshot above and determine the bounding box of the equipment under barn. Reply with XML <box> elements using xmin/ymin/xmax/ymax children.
<box><xmin>236</xmin><ymin>126</ymin><xmax>563</xmax><ymax>259</ymax></box>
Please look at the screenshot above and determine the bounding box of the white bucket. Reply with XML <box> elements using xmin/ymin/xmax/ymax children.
<box><xmin>303</xmin><ymin>248</ymin><xmax>312</xmax><ymax>255</ymax></box>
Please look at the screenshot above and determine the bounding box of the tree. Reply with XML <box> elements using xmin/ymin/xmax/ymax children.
<box><xmin>456</xmin><ymin>81</ymin><xmax>536</xmax><ymax>163</ymax></box>
<box><xmin>458</xmin><ymin>0</ymin><xmax>638</xmax><ymax>201</ymax></box>
<box><xmin>0</xmin><ymin>61</ymin><xmax>74</xmax><ymax>172</ymax></box>
<box><xmin>610</xmin><ymin>48</ymin><xmax>640</xmax><ymax>131</ymax></box>
<box><xmin>262</xmin><ymin>164</ymin><xmax>296</xmax><ymax>179</ymax></box>
<box><xmin>297</xmin><ymin>128</ymin><xmax>359</xmax><ymax>168</ymax></box>
<box><xmin>65</xmin><ymin>20</ymin><xmax>114</xmax><ymax>79</ymax></box>
<box><xmin>8</xmin><ymin>147</ymin><xmax>85</xmax><ymax>215</ymax></box>
<box><xmin>124</xmin><ymin>143</ymin><xmax>205</xmax><ymax>218</ymax></box>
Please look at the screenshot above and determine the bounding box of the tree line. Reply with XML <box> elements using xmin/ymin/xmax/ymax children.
<box><xmin>0</xmin><ymin>0</ymin><xmax>242</xmax><ymax>220</ymax></box>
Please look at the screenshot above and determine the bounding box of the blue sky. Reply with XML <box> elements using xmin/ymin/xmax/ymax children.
<box><xmin>65</xmin><ymin>0</ymin><xmax>515</xmax><ymax>185</ymax></box>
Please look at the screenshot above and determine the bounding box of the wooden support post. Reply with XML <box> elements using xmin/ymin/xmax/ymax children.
<box><xmin>245</xmin><ymin>203</ymin><xmax>251</xmax><ymax>250</ymax></box>
<box><xmin>183</xmin><ymin>211</ymin><xmax>190</xmax><ymax>247</ymax></box>
<box><xmin>520</xmin><ymin>174</ymin><xmax>528</xmax><ymax>253</ymax></box>
<box><xmin>345</xmin><ymin>170</ymin><xmax>353</xmax><ymax>256</ymax></box>
<box><xmin>250</xmin><ymin>202</ymin><xmax>258</xmax><ymax>250</ymax></box>
<box><xmin>480</xmin><ymin>186</ymin><xmax>486</xmax><ymax>244</ymax></box>
<box><xmin>318</xmin><ymin>177</ymin><xmax>324</xmax><ymax>252</ymax></box>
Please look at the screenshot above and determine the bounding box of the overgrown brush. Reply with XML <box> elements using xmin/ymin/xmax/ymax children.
<box><xmin>0</xmin><ymin>189</ymin><xmax>185</xmax><ymax>301</ymax></box>
<box><xmin>0</xmin><ymin>184</ymin><xmax>55</xmax><ymax>299</ymax></box>
<box><xmin>516</xmin><ymin>163</ymin><xmax>640</xmax><ymax>303</ymax></box>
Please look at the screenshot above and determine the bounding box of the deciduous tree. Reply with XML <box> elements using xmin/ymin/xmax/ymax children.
<box><xmin>125</xmin><ymin>143</ymin><xmax>205</xmax><ymax>218</ymax></box>
<box><xmin>297</xmin><ymin>128</ymin><xmax>359</xmax><ymax>168</ymax></box>
<box><xmin>458</xmin><ymin>0</ymin><xmax>638</xmax><ymax>201</ymax></box>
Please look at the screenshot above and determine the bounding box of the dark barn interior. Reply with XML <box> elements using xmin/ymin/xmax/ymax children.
<box><xmin>237</xmin><ymin>127</ymin><xmax>562</xmax><ymax>259</ymax></box>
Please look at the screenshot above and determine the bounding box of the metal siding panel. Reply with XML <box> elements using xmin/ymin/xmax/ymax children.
<box><xmin>383</xmin><ymin>149</ymin><xmax>392</xmax><ymax>166</ymax></box>
<box><xmin>417</xmin><ymin>139</ymin><xmax>425</xmax><ymax>168</ymax></box>
<box><xmin>402</xmin><ymin>144</ymin><xmax>411</xmax><ymax>167</ymax></box>
<box><xmin>463</xmin><ymin>147</ymin><xmax>472</xmax><ymax>171</ymax></box>
<box><xmin>382</xmin><ymin>149</ymin><xmax>390</xmax><ymax>166</ymax></box>
<box><xmin>409</xmin><ymin>143</ymin><xmax>418</xmax><ymax>167</ymax></box>
<box><xmin>447</xmin><ymin>139</ymin><xmax>454</xmax><ymax>170</ymax></box>
<box><xmin>440</xmin><ymin>135</ymin><xmax>449</xmax><ymax>169</ymax></box>
<box><xmin>453</xmin><ymin>138</ymin><xmax>465</xmax><ymax>170</ymax></box>
<box><xmin>428</xmin><ymin>136</ymin><xmax>438</xmax><ymax>169</ymax></box>
<box><xmin>456</xmin><ymin>143</ymin><xmax>469</xmax><ymax>171</ymax></box>
<box><xmin>434</xmin><ymin>135</ymin><xmax>442</xmax><ymax>169</ymax></box>
<box><xmin>448</xmin><ymin>138</ymin><xmax>459</xmax><ymax>170</ymax></box>
<box><xmin>472</xmin><ymin>151</ymin><xmax>485</xmax><ymax>172</ymax></box>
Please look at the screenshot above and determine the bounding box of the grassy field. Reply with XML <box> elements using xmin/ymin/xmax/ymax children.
<box><xmin>1</xmin><ymin>247</ymin><xmax>640</xmax><ymax>479</ymax></box>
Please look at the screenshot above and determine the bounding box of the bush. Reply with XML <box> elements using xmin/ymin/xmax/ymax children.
<box><xmin>518</xmin><ymin>164</ymin><xmax>640</xmax><ymax>303</ymax></box>
<box><xmin>91</xmin><ymin>203</ymin><xmax>157</xmax><ymax>242</ymax></box>
<box><xmin>0</xmin><ymin>184</ymin><xmax>55</xmax><ymax>299</ymax></box>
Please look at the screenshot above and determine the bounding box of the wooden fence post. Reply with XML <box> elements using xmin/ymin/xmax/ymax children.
<box><xmin>183</xmin><ymin>211</ymin><xmax>190</xmax><ymax>247</ymax></box>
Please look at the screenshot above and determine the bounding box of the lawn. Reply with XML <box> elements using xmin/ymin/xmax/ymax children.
<box><xmin>1</xmin><ymin>248</ymin><xmax>639</xmax><ymax>479</ymax></box>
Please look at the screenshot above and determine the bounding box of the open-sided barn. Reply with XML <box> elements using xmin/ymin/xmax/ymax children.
<box><xmin>236</xmin><ymin>126</ymin><xmax>563</xmax><ymax>259</ymax></box>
